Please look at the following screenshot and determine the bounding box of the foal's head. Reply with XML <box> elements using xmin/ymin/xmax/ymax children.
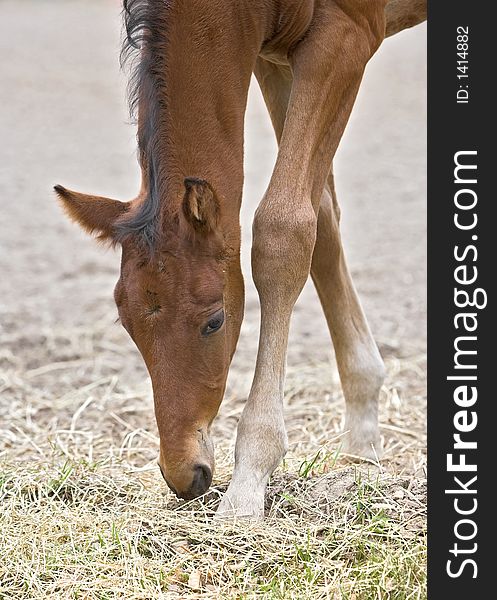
<box><xmin>56</xmin><ymin>178</ymin><xmax>243</xmax><ymax>499</ymax></box>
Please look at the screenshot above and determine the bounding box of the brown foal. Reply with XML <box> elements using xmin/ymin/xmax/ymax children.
<box><xmin>56</xmin><ymin>0</ymin><xmax>426</xmax><ymax>517</ymax></box>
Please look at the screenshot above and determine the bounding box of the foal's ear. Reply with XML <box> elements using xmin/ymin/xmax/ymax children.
<box><xmin>54</xmin><ymin>185</ymin><xmax>128</xmax><ymax>242</ymax></box>
<box><xmin>182</xmin><ymin>178</ymin><xmax>220</xmax><ymax>233</ymax></box>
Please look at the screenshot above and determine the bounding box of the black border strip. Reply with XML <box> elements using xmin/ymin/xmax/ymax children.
<box><xmin>428</xmin><ymin>1</ymin><xmax>493</xmax><ymax>594</ymax></box>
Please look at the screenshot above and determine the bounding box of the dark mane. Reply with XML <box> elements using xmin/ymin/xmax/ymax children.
<box><xmin>117</xmin><ymin>0</ymin><xmax>171</xmax><ymax>250</ymax></box>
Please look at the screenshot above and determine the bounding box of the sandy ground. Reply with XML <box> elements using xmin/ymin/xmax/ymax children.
<box><xmin>1</xmin><ymin>1</ymin><xmax>426</xmax><ymax>484</ymax></box>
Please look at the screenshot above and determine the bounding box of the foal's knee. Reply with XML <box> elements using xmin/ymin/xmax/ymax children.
<box><xmin>251</xmin><ymin>200</ymin><xmax>317</xmax><ymax>300</ymax></box>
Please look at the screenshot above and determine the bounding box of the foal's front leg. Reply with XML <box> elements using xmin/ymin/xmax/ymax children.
<box><xmin>217</xmin><ymin>1</ymin><xmax>386</xmax><ymax>519</ymax></box>
<box><xmin>255</xmin><ymin>61</ymin><xmax>386</xmax><ymax>460</ymax></box>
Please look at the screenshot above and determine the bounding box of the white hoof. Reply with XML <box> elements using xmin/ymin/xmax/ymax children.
<box><xmin>341</xmin><ymin>424</ymin><xmax>382</xmax><ymax>462</ymax></box>
<box><xmin>342</xmin><ymin>438</ymin><xmax>382</xmax><ymax>462</ymax></box>
<box><xmin>215</xmin><ymin>482</ymin><xmax>265</xmax><ymax>521</ymax></box>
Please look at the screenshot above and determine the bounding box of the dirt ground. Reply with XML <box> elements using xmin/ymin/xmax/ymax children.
<box><xmin>0</xmin><ymin>1</ymin><xmax>426</xmax><ymax>598</ymax></box>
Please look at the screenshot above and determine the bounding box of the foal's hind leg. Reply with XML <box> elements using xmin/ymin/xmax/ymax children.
<box><xmin>312</xmin><ymin>173</ymin><xmax>385</xmax><ymax>459</ymax></box>
<box><xmin>216</xmin><ymin>2</ymin><xmax>385</xmax><ymax>519</ymax></box>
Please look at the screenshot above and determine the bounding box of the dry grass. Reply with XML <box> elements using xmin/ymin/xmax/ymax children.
<box><xmin>0</xmin><ymin>313</ymin><xmax>426</xmax><ymax>599</ymax></box>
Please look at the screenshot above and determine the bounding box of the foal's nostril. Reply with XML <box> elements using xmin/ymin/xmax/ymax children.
<box><xmin>189</xmin><ymin>464</ymin><xmax>212</xmax><ymax>498</ymax></box>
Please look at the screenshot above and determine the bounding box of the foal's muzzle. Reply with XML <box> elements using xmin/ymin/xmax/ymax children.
<box><xmin>188</xmin><ymin>464</ymin><xmax>212</xmax><ymax>498</ymax></box>
<box><xmin>159</xmin><ymin>462</ymin><xmax>212</xmax><ymax>500</ymax></box>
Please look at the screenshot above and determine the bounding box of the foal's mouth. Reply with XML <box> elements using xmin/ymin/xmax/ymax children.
<box><xmin>158</xmin><ymin>462</ymin><xmax>213</xmax><ymax>501</ymax></box>
<box><xmin>158</xmin><ymin>462</ymin><xmax>179</xmax><ymax>497</ymax></box>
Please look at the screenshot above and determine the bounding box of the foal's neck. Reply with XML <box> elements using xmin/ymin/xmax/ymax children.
<box><xmin>138</xmin><ymin>2</ymin><xmax>268</xmax><ymax>224</ymax></box>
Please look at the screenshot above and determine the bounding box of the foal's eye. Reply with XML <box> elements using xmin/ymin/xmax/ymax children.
<box><xmin>201</xmin><ymin>309</ymin><xmax>225</xmax><ymax>336</ymax></box>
